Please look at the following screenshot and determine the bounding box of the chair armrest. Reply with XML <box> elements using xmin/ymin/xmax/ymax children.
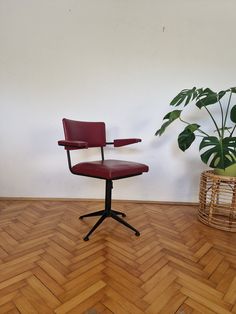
<box><xmin>58</xmin><ymin>140</ymin><xmax>88</xmax><ymax>150</ymax></box>
<box><xmin>112</xmin><ymin>138</ymin><xmax>141</xmax><ymax>147</ymax></box>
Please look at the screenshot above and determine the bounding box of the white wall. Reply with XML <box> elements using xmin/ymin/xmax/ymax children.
<box><xmin>0</xmin><ymin>0</ymin><xmax>235</xmax><ymax>202</ymax></box>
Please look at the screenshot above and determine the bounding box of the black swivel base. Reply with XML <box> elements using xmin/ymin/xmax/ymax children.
<box><xmin>79</xmin><ymin>180</ymin><xmax>140</xmax><ymax>241</ymax></box>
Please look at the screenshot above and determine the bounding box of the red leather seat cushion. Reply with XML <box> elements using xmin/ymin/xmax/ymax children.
<box><xmin>71</xmin><ymin>159</ymin><xmax>149</xmax><ymax>179</ymax></box>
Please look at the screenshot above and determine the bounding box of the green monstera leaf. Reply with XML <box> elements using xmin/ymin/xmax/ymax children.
<box><xmin>170</xmin><ymin>87</ymin><xmax>197</xmax><ymax>107</ymax></box>
<box><xmin>195</xmin><ymin>88</ymin><xmax>226</xmax><ymax>109</ymax></box>
<box><xmin>155</xmin><ymin>86</ymin><xmax>236</xmax><ymax>171</ymax></box>
<box><xmin>155</xmin><ymin>110</ymin><xmax>182</xmax><ymax>136</ymax></box>
<box><xmin>199</xmin><ymin>136</ymin><xmax>236</xmax><ymax>169</ymax></box>
<box><xmin>230</xmin><ymin>105</ymin><xmax>236</xmax><ymax>123</ymax></box>
<box><xmin>178</xmin><ymin>124</ymin><xmax>200</xmax><ymax>151</ymax></box>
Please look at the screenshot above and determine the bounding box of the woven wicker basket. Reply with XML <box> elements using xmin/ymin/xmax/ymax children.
<box><xmin>198</xmin><ymin>170</ymin><xmax>236</xmax><ymax>232</ymax></box>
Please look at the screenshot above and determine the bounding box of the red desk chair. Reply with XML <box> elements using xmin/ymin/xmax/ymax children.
<box><xmin>58</xmin><ymin>118</ymin><xmax>149</xmax><ymax>241</ymax></box>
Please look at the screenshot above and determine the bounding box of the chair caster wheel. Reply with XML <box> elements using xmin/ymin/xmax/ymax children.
<box><xmin>83</xmin><ymin>236</ymin><xmax>89</xmax><ymax>241</ymax></box>
<box><xmin>121</xmin><ymin>213</ymin><xmax>126</xmax><ymax>217</ymax></box>
<box><xmin>135</xmin><ymin>232</ymin><xmax>140</xmax><ymax>237</ymax></box>
<box><xmin>79</xmin><ymin>216</ymin><xmax>83</xmax><ymax>220</ymax></box>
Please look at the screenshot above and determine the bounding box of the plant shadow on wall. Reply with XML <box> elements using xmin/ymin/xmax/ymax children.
<box><xmin>155</xmin><ymin>87</ymin><xmax>236</xmax><ymax>176</ymax></box>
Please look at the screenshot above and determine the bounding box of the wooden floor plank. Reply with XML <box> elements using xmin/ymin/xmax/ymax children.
<box><xmin>0</xmin><ymin>199</ymin><xmax>236</xmax><ymax>313</ymax></box>
<box><xmin>55</xmin><ymin>280</ymin><xmax>106</xmax><ymax>314</ymax></box>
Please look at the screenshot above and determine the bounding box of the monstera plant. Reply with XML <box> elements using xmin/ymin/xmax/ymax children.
<box><xmin>155</xmin><ymin>87</ymin><xmax>236</xmax><ymax>176</ymax></box>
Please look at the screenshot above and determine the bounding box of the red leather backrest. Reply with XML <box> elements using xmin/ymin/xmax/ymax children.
<box><xmin>62</xmin><ymin>118</ymin><xmax>106</xmax><ymax>148</ymax></box>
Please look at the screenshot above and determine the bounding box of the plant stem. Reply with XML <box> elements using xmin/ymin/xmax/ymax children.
<box><xmin>218</xmin><ymin>99</ymin><xmax>224</xmax><ymax>138</ymax></box>
<box><xmin>223</xmin><ymin>91</ymin><xmax>232</xmax><ymax>136</ymax></box>
<box><xmin>204</xmin><ymin>106</ymin><xmax>221</xmax><ymax>138</ymax></box>
<box><xmin>179</xmin><ymin>117</ymin><xmax>190</xmax><ymax>125</ymax></box>
<box><xmin>196</xmin><ymin>129</ymin><xmax>210</xmax><ymax>137</ymax></box>
<box><xmin>230</xmin><ymin>124</ymin><xmax>236</xmax><ymax>137</ymax></box>
<box><xmin>179</xmin><ymin>117</ymin><xmax>210</xmax><ymax>136</ymax></box>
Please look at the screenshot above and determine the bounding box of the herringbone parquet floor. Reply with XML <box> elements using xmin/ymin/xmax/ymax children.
<box><xmin>0</xmin><ymin>199</ymin><xmax>236</xmax><ymax>313</ymax></box>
